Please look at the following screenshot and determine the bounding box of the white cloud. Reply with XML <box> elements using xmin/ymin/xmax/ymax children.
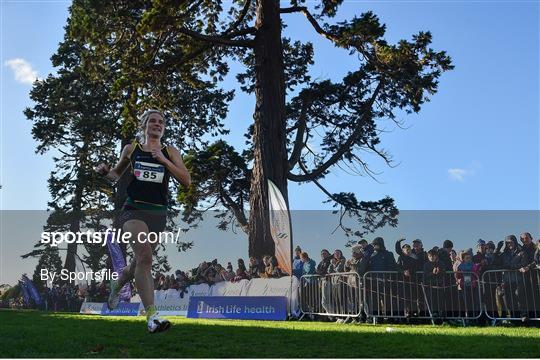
<box><xmin>448</xmin><ymin>167</ymin><xmax>473</xmax><ymax>182</ymax></box>
<box><xmin>4</xmin><ymin>58</ymin><xmax>39</xmax><ymax>85</ymax></box>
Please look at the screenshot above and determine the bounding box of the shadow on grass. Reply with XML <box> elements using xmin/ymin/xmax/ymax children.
<box><xmin>1</xmin><ymin>311</ymin><xmax>539</xmax><ymax>358</ymax></box>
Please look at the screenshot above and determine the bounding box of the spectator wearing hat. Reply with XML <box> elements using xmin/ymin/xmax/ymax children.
<box><xmin>395</xmin><ymin>238</ymin><xmax>418</xmax><ymax>278</ymax></box>
<box><xmin>473</xmin><ymin>239</ymin><xmax>487</xmax><ymax>264</ymax></box>
<box><xmin>292</xmin><ymin>246</ymin><xmax>304</xmax><ymax>279</ymax></box>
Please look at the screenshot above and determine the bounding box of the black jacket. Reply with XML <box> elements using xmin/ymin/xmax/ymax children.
<box><xmin>437</xmin><ymin>249</ymin><xmax>453</xmax><ymax>272</ymax></box>
<box><xmin>412</xmin><ymin>249</ymin><xmax>427</xmax><ymax>270</ymax></box>
<box><xmin>395</xmin><ymin>239</ymin><xmax>417</xmax><ymax>275</ymax></box>
<box><xmin>316</xmin><ymin>255</ymin><xmax>333</xmax><ymax>275</ymax></box>
<box><xmin>423</xmin><ymin>260</ymin><xmax>445</xmax><ymax>286</ymax></box>
<box><xmin>368</xmin><ymin>238</ymin><xmax>398</xmax><ymax>272</ymax></box>
<box><xmin>522</xmin><ymin>243</ymin><xmax>536</xmax><ymax>264</ymax></box>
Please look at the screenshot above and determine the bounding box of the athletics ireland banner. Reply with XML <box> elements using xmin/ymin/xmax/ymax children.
<box><xmin>267</xmin><ymin>180</ymin><xmax>292</xmax><ymax>275</ymax></box>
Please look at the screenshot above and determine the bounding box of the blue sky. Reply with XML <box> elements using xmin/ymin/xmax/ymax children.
<box><xmin>0</xmin><ymin>1</ymin><xmax>539</xmax><ymax>284</ymax></box>
<box><xmin>1</xmin><ymin>1</ymin><xmax>538</xmax><ymax>212</ymax></box>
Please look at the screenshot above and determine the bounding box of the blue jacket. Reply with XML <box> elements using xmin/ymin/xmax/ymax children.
<box><xmin>302</xmin><ymin>259</ymin><xmax>317</xmax><ymax>275</ymax></box>
<box><xmin>292</xmin><ymin>256</ymin><xmax>304</xmax><ymax>279</ymax></box>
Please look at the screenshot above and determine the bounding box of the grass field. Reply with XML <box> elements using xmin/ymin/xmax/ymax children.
<box><xmin>1</xmin><ymin>311</ymin><xmax>540</xmax><ymax>358</ymax></box>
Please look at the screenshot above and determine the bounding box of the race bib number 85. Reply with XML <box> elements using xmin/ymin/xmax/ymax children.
<box><xmin>133</xmin><ymin>161</ymin><xmax>165</xmax><ymax>183</ymax></box>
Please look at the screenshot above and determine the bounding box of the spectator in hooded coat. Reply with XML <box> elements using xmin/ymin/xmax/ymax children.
<box><xmin>501</xmin><ymin>235</ymin><xmax>528</xmax><ymax>271</ymax></box>
<box><xmin>368</xmin><ymin>237</ymin><xmax>397</xmax><ymax>272</ymax></box>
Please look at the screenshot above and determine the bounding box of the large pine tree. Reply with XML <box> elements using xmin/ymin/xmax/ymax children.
<box><xmin>57</xmin><ymin>0</ymin><xmax>452</xmax><ymax>258</ymax></box>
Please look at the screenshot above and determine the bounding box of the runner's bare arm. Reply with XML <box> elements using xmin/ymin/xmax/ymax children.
<box><xmin>95</xmin><ymin>144</ymin><xmax>134</xmax><ymax>182</ymax></box>
<box><xmin>152</xmin><ymin>146</ymin><xmax>191</xmax><ymax>187</ymax></box>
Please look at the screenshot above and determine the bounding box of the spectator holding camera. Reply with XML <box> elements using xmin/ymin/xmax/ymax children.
<box><xmin>395</xmin><ymin>238</ymin><xmax>417</xmax><ymax>277</ymax></box>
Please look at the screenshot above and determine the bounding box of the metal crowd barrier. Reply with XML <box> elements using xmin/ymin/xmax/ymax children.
<box><xmin>363</xmin><ymin>271</ymin><xmax>483</xmax><ymax>322</ymax></box>
<box><xmin>299</xmin><ymin>272</ymin><xmax>362</xmax><ymax>318</ymax></box>
<box><xmin>482</xmin><ymin>269</ymin><xmax>540</xmax><ymax>323</ymax></box>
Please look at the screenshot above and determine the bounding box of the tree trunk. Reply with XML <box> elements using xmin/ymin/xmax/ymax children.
<box><xmin>248</xmin><ymin>0</ymin><xmax>288</xmax><ymax>259</ymax></box>
<box><xmin>64</xmin><ymin>156</ymin><xmax>85</xmax><ymax>272</ymax></box>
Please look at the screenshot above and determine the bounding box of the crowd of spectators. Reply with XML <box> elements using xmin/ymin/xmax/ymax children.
<box><xmin>295</xmin><ymin>232</ymin><xmax>540</xmax><ymax>323</ymax></box>
<box><xmin>6</xmin><ymin>232</ymin><xmax>538</xmax><ymax>321</ymax></box>
<box><xmin>153</xmin><ymin>255</ymin><xmax>288</xmax><ymax>295</ymax></box>
<box><xmin>294</xmin><ymin>232</ymin><xmax>540</xmax><ymax>280</ymax></box>
<box><xmin>40</xmin><ymin>283</ymin><xmax>86</xmax><ymax>312</ymax></box>
<box><xmin>2</xmin><ymin>283</ymin><xmax>86</xmax><ymax>312</ymax></box>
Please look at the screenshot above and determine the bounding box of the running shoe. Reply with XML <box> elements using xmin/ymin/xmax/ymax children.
<box><xmin>147</xmin><ymin>313</ymin><xmax>172</xmax><ymax>333</ymax></box>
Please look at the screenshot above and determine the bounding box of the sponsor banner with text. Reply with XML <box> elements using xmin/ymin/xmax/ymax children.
<box><xmin>187</xmin><ymin>296</ymin><xmax>287</xmax><ymax>320</ymax></box>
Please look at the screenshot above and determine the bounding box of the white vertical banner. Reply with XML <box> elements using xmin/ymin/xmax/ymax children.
<box><xmin>267</xmin><ymin>179</ymin><xmax>292</xmax><ymax>275</ymax></box>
